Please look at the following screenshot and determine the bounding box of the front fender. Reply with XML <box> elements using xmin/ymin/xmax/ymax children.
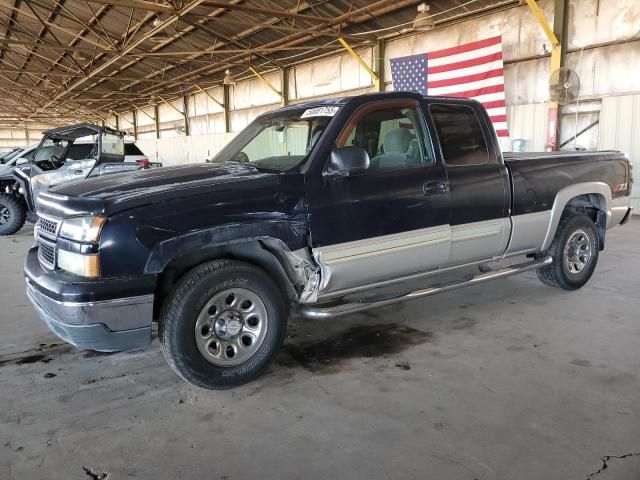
<box><xmin>143</xmin><ymin>220</ymin><xmax>308</xmax><ymax>274</ymax></box>
<box><xmin>11</xmin><ymin>166</ymin><xmax>35</xmax><ymax>212</ymax></box>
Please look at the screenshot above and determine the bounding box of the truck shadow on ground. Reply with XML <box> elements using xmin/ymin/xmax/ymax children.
<box><xmin>1</xmin><ymin>277</ymin><xmax>556</xmax><ymax>389</ymax></box>
<box><xmin>276</xmin><ymin>322</ymin><xmax>433</xmax><ymax>374</ymax></box>
<box><xmin>266</xmin><ymin>275</ymin><xmax>559</xmax><ymax>380</ymax></box>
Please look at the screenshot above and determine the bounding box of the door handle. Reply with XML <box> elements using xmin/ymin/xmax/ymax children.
<box><xmin>423</xmin><ymin>180</ymin><xmax>447</xmax><ymax>196</ymax></box>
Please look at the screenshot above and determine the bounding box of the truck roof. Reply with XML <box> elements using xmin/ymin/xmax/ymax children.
<box><xmin>42</xmin><ymin>123</ymin><xmax>125</xmax><ymax>140</ymax></box>
<box><xmin>274</xmin><ymin>91</ymin><xmax>480</xmax><ymax>114</ymax></box>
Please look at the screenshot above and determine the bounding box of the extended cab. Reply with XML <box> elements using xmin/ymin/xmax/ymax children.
<box><xmin>24</xmin><ymin>92</ymin><xmax>633</xmax><ymax>389</ymax></box>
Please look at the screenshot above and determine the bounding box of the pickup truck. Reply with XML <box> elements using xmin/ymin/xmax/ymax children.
<box><xmin>24</xmin><ymin>92</ymin><xmax>633</xmax><ymax>389</ymax></box>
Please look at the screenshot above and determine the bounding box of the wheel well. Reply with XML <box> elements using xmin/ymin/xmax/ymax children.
<box><xmin>0</xmin><ymin>180</ymin><xmax>25</xmax><ymax>202</ymax></box>
<box><xmin>152</xmin><ymin>241</ymin><xmax>296</xmax><ymax>321</ymax></box>
<box><xmin>564</xmin><ymin>193</ymin><xmax>607</xmax><ymax>250</ymax></box>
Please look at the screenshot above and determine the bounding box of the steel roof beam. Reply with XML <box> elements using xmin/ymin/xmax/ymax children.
<box><xmin>116</xmin><ymin>0</ymin><xmax>417</xmax><ymax>104</ymax></box>
<box><xmin>95</xmin><ymin>0</ymin><xmax>367</xmax><ymax>103</ymax></box>
<box><xmin>26</xmin><ymin>0</ymin><xmax>207</xmax><ymax>120</ymax></box>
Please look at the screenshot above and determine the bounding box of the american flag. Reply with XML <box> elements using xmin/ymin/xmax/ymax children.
<box><xmin>390</xmin><ymin>36</ymin><xmax>509</xmax><ymax>137</ymax></box>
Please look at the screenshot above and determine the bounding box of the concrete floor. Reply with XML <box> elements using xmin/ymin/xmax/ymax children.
<box><xmin>1</xmin><ymin>220</ymin><xmax>639</xmax><ymax>480</ymax></box>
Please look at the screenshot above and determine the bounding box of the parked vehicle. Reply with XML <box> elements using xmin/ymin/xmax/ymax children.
<box><xmin>0</xmin><ymin>124</ymin><xmax>157</xmax><ymax>235</ymax></box>
<box><xmin>124</xmin><ymin>141</ymin><xmax>162</xmax><ymax>168</ymax></box>
<box><xmin>0</xmin><ymin>145</ymin><xmax>37</xmax><ymax>166</ymax></box>
<box><xmin>124</xmin><ymin>141</ymin><xmax>146</xmax><ymax>162</ymax></box>
<box><xmin>0</xmin><ymin>147</ymin><xmax>21</xmax><ymax>163</ymax></box>
<box><xmin>24</xmin><ymin>92</ymin><xmax>633</xmax><ymax>389</ymax></box>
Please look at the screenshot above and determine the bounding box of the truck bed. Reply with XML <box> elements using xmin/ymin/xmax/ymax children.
<box><xmin>504</xmin><ymin>150</ymin><xmax>631</xmax><ymax>216</ymax></box>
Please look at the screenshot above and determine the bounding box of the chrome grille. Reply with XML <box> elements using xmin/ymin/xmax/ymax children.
<box><xmin>36</xmin><ymin>214</ymin><xmax>62</xmax><ymax>270</ymax></box>
<box><xmin>37</xmin><ymin>237</ymin><xmax>56</xmax><ymax>270</ymax></box>
<box><xmin>37</xmin><ymin>215</ymin><xmax>61</xmax><ymax>239</ymax></box>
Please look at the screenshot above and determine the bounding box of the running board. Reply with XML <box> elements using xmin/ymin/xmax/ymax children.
<box><xmin>298</xmin><ymin>256</ymin><xmax>553</xmax><ymax>320</ymax></box>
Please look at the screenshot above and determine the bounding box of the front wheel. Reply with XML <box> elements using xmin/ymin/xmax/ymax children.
<box><xmin>160</xmin><ymin>259</ymin><xmax>287</xmax><ymax>389</ymax></box>
<box><xmin>537</xmin><ymin>213</ymin><xmax>599</xmax><ymax>290</ymax></box>
<box><xmin>0</xmin><ymin>194</ymin><xmax>27</xmax><ymax>236</ymax></box>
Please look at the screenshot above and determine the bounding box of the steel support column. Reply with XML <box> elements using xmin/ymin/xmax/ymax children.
<box><xmin>280</xmin><ymin>68</ymin><xmax>289</xmax><ymax>107</ymax></box>
<box><xmin>132</xmin><ymin>110</ymin><xmax>138</xmax><ymax>140</ymax></box>
<box><xmin>525</xmin><ymin>0</ymin><xmax>568</xmax><ymax>151</ymax></box>
<box><xmin>373</xmin><ymin>39</ymin><xmax>385</xmax><ymax>92</ymax></box>
<box><xmin>550</xmin><ymin>0</ymin><xmax>569</xmax><ymax>150</ymax></box>
<box><xmin>222</xmin><ymin>84</ymin><xmax>231</xmax><ymax>134</ymax></box>
<box><xmin>154</xmin><ymin>104</ymin><xmax>160</xmax><ymax>139</ymax></box>
<box><xmin>182</xmin><ymin>96</ymin><xmax>190</xmax><ymax>136</ymax></box>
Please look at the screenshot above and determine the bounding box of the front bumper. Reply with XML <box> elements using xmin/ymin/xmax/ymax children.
<box><xmin>25</xmin><ymin>247</ymin><xmax>154</xmax><ymax>352</ymax></box>
<box><xmin>26</xmin><ymin>281</ymin><xmax>152</xmax><ymax>352</ymax></box>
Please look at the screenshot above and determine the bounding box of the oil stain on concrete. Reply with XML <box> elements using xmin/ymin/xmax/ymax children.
<box><xmin>277</xmin><ymin>323</ymin><xmax>432</xmax><ymax>374</ymax></box>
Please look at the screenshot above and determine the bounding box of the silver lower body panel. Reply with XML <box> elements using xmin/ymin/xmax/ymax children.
<box><xmin>298</xmin><ymin>256</ymin><xmax>552</xmax><ymax>320</ymax></box>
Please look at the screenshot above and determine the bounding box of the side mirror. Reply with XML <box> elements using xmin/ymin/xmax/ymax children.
<box><xmin>328</xmin><ymin>146</ymin><xmax>370</xmax><ymax>176</ymax></box>
<box><xmin>15</xmin><ymin>157</ymin><xmax>28</xmax><ymax>165</ymax></box>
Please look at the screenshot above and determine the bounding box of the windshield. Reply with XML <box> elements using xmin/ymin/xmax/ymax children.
<box><xmin>212</xmin><ymin>106</ymin><xmax>339</xmax><ymax>171</ymax></box>
<box><xmin>35</xmin><ymin>139</ymin><xmax>70</xmax><ymax>162</ymax></box>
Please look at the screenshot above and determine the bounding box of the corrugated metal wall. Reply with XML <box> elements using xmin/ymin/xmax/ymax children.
<box><xmin>599</xmin><ymin>95</ymin><xmax>640</xmax><ymax>211</ymax></box>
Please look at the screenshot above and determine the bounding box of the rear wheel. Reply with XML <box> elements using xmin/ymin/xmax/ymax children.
<box><xmin>160</xmin><ymin>259</ymin><xmax>286</xmax><ymax>389</ymax></box>
<box><xmin>0</xmin><ymin>194</ymin><xmax>26</xmax><ymax>236</ymax></box>
<box><xmin>537</xmin><ymin>213</ymin><xmax>599</xmax><ymax>290</ymax></box>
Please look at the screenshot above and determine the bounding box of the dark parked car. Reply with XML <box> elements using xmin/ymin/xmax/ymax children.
<box><xmin>24</xmin><ymin>92</ymin><xmax>633</xmax><ymax>389</ymax></box>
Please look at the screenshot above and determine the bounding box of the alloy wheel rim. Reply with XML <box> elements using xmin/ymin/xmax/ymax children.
<box><xmin>195</xmin><ymin>287</ymin><xmax>268</xmax><ymax>367</ymax></box>
<box><xmin>563</xmin><ymin>228</ymin><xmax>592</xmax><ymax>275</ymax></box>
<box><xmin>0</xmin><ymin>205</ymin><xmax>10</xmax><ymax>225</ymax></box>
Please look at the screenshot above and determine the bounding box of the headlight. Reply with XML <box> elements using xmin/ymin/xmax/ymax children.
<box><xmin>57</xmin><ymin>249</ymin><xmax>100</xmax><ymax>277</ymax></box>
<box><xmin>59</xmin><ymin>216</ymin><xmax>106</xmax><ymax>242</ymax></box>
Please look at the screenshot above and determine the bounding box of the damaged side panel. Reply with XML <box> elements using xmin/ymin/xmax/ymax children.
<box><xmin>131</xmin><ymin>171</ymin><xmax>324</xmax><ymax>303</ymax></box>
<box><xmin>261</xmin><ymin>240</ymin><xmax>320</xmax><ymax>304</ymax></box>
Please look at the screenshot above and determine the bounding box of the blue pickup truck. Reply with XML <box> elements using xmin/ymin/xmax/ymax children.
<box><xmin>25</xmin><ymin>92</ymin><xmax>633</xmax><ymax>389</ymax></box>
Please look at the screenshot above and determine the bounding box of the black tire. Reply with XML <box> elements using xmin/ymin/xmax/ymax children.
<box><xmin>0</xmin><ymin>194</ymin><xmax>27</xmax><ymax>236</ymax></box>
<box><xmin>537</xmin><ymin>213</ymin><xmax>599</xmax><ymax>290</ymax></box>
<box><xmin>159</xmin><ymin>259</ymin><xmax>287</xmax><ymax>389</ymax></box>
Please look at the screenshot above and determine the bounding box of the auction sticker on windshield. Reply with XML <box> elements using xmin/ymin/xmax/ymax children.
<box><xmin>301</xmin><ymin>106</ymin><xmax>340</xmax><ymax>118</ymax></box>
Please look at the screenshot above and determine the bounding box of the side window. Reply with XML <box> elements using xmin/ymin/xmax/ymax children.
<box><xmin>429</xmin><ymin>104</ymin><xmax>490</xmax><ymax>166</ymax></box>
<box><xmin>339</xmin><ymin>105</ymin><xmax>434</xmax><ymax>170</ymax></box>
<box><xmin>125</xmin><ymin>143</ymin><xmax>144</xmax><ymax>155</ymax></box>
<box><xmin>67</xmin><ymin>143</ymin><xmax>96</xmax><ymax>160</ymax></box>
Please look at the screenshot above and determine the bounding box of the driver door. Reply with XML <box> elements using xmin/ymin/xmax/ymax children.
<box><xmin>306</xmin><ymin>98</ymin><xmax>451</xmax><ymax>296</ymax></box>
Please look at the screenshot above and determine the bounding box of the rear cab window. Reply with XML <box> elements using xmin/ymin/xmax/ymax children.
<box><xmin>429</xmin><ymin>103</ymin><xmax>491</xmax><ymax>166</ymax></box>
<box><xmin>67</xmin><ymin>143</ymin><xmax>95</xmax><ymax>160</ymax></box>
<box><xmin>125</xmin><ymin>143</ymin><xmax>144</xmax><ymax>155</ymax></box>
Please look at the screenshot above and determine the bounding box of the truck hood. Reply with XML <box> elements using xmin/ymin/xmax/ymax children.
<box><xmin>39</xmin><ymin>162</ymin><xmax>276</xmax><ymax>217</ymax></box>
